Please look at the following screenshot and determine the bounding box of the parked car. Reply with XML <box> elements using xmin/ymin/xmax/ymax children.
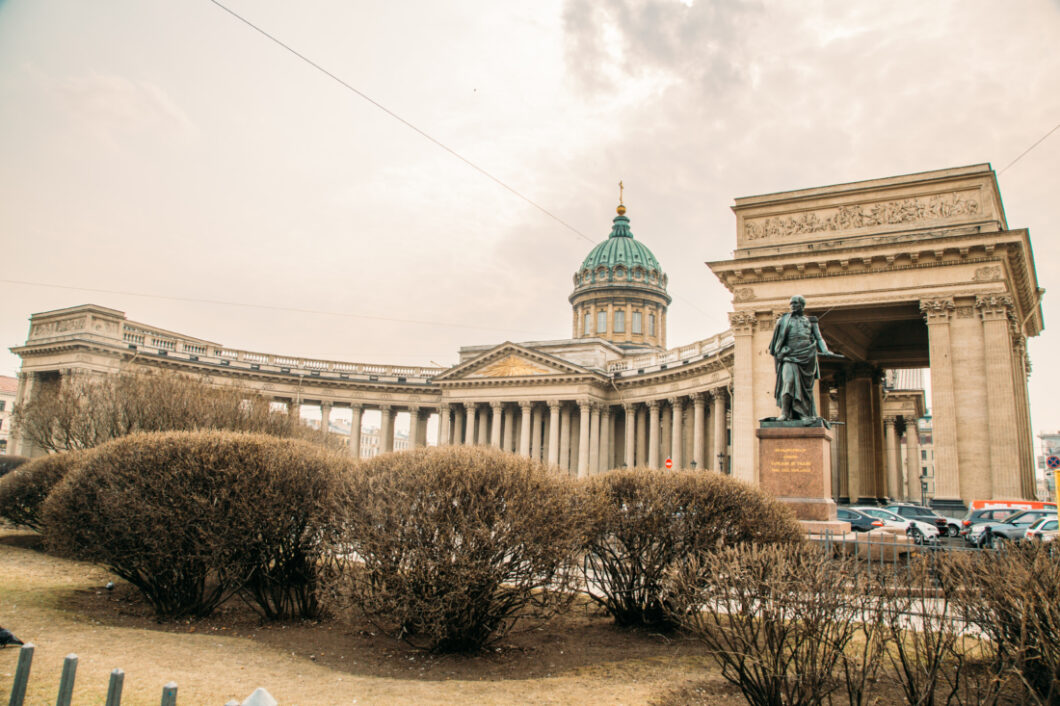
<box><xmin>979</xmin><ymin>509</ymin><xmax>1058</xmax><ymax>548</ymax></box>
<box><xmin>837</xmin><ymin>507</ymin><xmax>886</xmax><ymax>532</ymax></box>
<box><xmin>853</xmin><ymin>506</ymin><xmax>940</xmax><ymax>544</ymax></box>
<box><xmin>884</xmin><ymin>503</ymin><xmax>957</xmax><ymax>537</ymax></box>
<box><xmin>1024</xmin><ymin>517</ymin><xmax>1058</xmax><ymax>542</ymax></box>
<box><xmin>960</xmin><ymin>506</ymin><xmax>1022</xmax><ymax>543</ymax></box>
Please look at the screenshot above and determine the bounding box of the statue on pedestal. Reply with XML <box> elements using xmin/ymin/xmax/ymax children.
<box><xmin>768</xmin><ymin>295</ymin><xmax>835</xmax><ymax>423</ymax></box>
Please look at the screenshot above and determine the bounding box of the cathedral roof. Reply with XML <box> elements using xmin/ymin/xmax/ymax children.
<box><xmin>579</xmin><ymin>209</ymin><xmax>661</xmax><ymax>273</ymax></box>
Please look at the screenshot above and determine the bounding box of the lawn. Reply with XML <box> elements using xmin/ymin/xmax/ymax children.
<box><xmin>0</xmin><ymin>528</ymin><xmax>737</xmax><ymax>705</ymax></box>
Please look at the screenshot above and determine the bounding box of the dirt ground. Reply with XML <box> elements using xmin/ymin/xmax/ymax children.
<box><xmin>0</xmin><ymin>528</ymin><xmax>742</xmax><ymax>705</ymax></box>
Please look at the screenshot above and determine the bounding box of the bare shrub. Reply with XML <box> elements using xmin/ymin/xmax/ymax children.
<box><xmin>583</xmin><ymin>469</ymin><xmax>802</xmax><ymax>630</ymax></box>
<box><xmin>668</xmin><ymin>543</ymin><xmax>878</xmax><ymax>706</ymax></box>
<box><xmin>42</xmin><ymin>431</ymin><xmax>347</xmax><ymax>620</ymax></box>
<box><xmin>323</xmin><ymin>445</ymin><xmax>592</xmax><ymax>653</ymax></box>
<box><xmin>13</xmin><ymin>369</ymin><xmax>333</xmax><ymax>453</ymax></box>
<box><xmin>947</xmin><ymin>543</ymin><xmax>1060</xmax><ymax>704</ymax></box>
<box><xmin>0</xmin><ymin>451</ymin><xmax>86</xmax><ymax>530</ymax></box>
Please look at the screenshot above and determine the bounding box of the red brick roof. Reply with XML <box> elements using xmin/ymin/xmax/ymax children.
<box><xmin>0</xmin><ymin>376</ymin><xmax>18</xmax><ymax>395</ymax></box>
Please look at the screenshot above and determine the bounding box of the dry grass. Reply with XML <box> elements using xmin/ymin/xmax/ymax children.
<box><xmin>0</xmin><ymin>528</ymin><xmax>734</xmax><ymax>705</ymax></box>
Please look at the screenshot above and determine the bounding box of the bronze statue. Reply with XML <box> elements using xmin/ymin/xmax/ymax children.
<box><xmin>768</xmin><ymin>295</ymin><xmax>834</xmax><ymax>422</ymax></box>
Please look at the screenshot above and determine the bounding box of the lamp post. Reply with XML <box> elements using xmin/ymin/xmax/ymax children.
<box><xmin>717</xmin><ymin>453</ymin><xmax>726</xmax><ymax>475</ymax></box>
<box><xmin>920</xmin><ymin>475</ymin><xmax>928</xmax><ymax>507</ymax></box>
<box><xmin>690</xmin><ymin>460</ymin><xmax>697</xmax><ymax>471</ymax></box>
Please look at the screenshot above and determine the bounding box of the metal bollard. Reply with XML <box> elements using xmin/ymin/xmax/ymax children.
<box><xmin>7</xmin><ymin>643</ymin><xmax>34</xmax><ymax>706</ymax></box>
<box><xmin>159</xmin><ymin>681</ymin><xmax>178</xmax><ymax>706</ymax></box>
<box><xmin>55</xmin><ymin>654</ymin><xmax>78</xmax><ymax>706</ymax></box>
<box><xmin>105</xmin><ymin>668</ymin><xmax>125</xmax><ymax>706</ymax></box>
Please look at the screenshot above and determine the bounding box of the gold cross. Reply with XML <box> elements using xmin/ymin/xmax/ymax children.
<box><xmin>619</xmin><ymin>180</ymin><xmax>624</xmax><ymax>205</ymax></box>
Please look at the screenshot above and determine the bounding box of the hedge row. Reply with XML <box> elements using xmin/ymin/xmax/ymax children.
<box><xmin>3</xmin><ymin>436</ymin><xmax>801</xmax><ymax>651</ymax></box>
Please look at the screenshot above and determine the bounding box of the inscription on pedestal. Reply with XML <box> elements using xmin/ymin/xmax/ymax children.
<box><xmin>757</xmin><ymin>426</ymin><xmax>835</xmax><ymax>521</ymax></box>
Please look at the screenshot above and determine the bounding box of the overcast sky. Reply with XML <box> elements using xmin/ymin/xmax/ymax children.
<box><xmin>1</xmin><ymin>1</ymin><xmax>1058</xmax><ymax>439</ymax></box>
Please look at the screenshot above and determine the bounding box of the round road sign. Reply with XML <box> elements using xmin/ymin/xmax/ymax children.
<box><xmin>1047</xmin><ymin>455</ymin><xmax>1060</xmax><ymax>470</ymax></box>
<box><xmin>665</xmin><ymin>458</ymin><xmax>673</xmax><ymax>469</ymax></box>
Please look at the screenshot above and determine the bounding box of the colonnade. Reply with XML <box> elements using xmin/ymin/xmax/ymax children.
<box><xmin>435</xmin><ymin>390</ymin><xmax>730</xmax><ymax>476</ymax></box>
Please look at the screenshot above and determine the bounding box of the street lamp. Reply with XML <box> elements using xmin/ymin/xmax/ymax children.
<box><xmin>717</xmin><ymin>453</ymin><xmax>726</xmax><ymax>475</ymax></box>
<box><xmin>690</xmin><ymin>460</ymin><xmax>697</xmax><ymax>471</ymax></box>
<box><xmin>920</xmin><ymin>475</ymin><xmax>929</xmax><ymax>506</ymax></box>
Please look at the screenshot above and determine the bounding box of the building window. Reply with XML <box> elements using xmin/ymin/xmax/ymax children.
<box><xmin>632</xmin><ymin>311</ymin><xmax>642</xmax><ymax>334</ymax></box>
<box><xmin>649</xmin><ymin>313</ymin><xmax>656</xmax><ymax>335</ymax></box>
<box><xmin>584</xmin><ymin>312</ymin><xmax>592</xmax><ymax>335</ymax></box>
<box><xmin>597</xmin><ymin>311</ymin><xmax>607</xmax><ymax>335</ymax></box>
<box><xmin>921</xmin><ymin>450</ymin><xmax>927</xmax><ymax>460</ymax></box>
<box><xmin>0</xmin><ymin>400</ymin><xmax>5</xmax><ymax>411</ymax></box>
<box><xmin>614</xmin><ymin>310</ymin><xmax>625</xmax><ymax>332</ymax></box>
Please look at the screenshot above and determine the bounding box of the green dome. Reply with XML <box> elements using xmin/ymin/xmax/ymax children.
<box><xmin>580</xmin><ymin>213</ymin><xmax>662</xmax><ymax>273</ymax></box>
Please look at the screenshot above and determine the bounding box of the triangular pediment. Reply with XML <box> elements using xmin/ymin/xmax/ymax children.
<box><xmin>433</xmin><ymin>342</ymin><xmax>595</xmax><ymax>382</ymax></box>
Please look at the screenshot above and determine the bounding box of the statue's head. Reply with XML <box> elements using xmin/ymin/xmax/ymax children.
<box><xmin>790</xmin><ymin>295</ymin><xmax>806</xmax><ymax>314</ymax></box>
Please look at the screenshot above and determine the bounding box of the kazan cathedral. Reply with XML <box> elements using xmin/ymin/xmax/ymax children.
<box><xmin>10</xmin><ymin>165</ymin><xmax>1044</xmax><ymax>511</ymax></box>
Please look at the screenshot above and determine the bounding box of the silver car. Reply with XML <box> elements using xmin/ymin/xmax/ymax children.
<box><xmin>854</xmin><ymin>506</ymin><xmax>940</xmax><ymax>544</ymax></box>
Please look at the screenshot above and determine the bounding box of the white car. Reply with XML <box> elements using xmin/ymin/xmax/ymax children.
<box><xmin>853</xmin><ymin>506</ymin><xmax>941</xmax><ymax>544</ymax></box>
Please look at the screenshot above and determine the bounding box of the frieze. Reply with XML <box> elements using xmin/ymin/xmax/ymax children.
<box><xmin>972</xmin><ymin>265</ymin><xmax>1002</xmax><ymax>282</ymax></box>
<box><xmin>733</xmin><ymin>287</ymin><xmax>756</xmax><ymax>302</ymax></box>
<box><xmin>743</xmin><ymin>192</ymin><xmax>981</xmax><ymax>241</ymax></box>
<box><xmin>30</xmin><ymin>316</ymin><xmax>88</xmax><ymax>338</ymax></box>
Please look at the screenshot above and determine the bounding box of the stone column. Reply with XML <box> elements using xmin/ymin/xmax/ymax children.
<box><xmin>623</xmin><ymin>403</ymin><xmax>636</xmax><ymax>468</ymax></box>
<box><xmin>636</xmin><ymin>406</ymin><xmax>648</xmax><ymax>466</ymax></box>
<box><xmin>978</xmin><ymin>295</ymin><xmax>1022</xmax><ymax>498</ymax></box>
<box><xmin>320</xmin><ymin>402</ymin><xmax>332</xmax><ymax>438</ymax></box>
<box><xmin>712</xmin><ymin>390</ymin><xmax>727</xmax><ymax>473</ymax></box>
<box><xmin>588</xmin><ymin>404</ymin><xmax>601</xmax><ymax>473</ymax></box>
<box><xmin>288</xmin><ymin>399</ymin><xmax>300</xmax><ymax>421</ymax></box>
<box><xmin>905</xmin><ymin>421</ymin><xmax>921</xmax><ymax>503</ymax></box>
<box><xmin>503</xmin><ymin>406</ymin><xmax>516</xmax><ymax>452</ymax></box>
<box><xmin>463</xmin><ymin>402</ymin><xmax>477</xmax><ymax>445</ymax></box>
<box><xmin>670</xmin><ymin>397</ymin><xmax>684</xmax><ymax>469</ymax></box>
<box><xmin>600</xmin><ymin>405</ymin><xmax>612</xmax><ymax>471</ymax></box>
<box><xmin>438</xmin><ymin>403</ymin><xmax>450</xmax><ymax>446</ymax></box>
<box><xmin>531</xmin><ymin>405</ymin><xmax>544</xmax><ymax>462</ymax></box>
<box><xmin>477</xmin><ymin>405</ymin><xmax>489</xmax><ymax>445</ymax></box>
<box><xmin>519</xmin><ymin>402</ymin><xmax>532</xmax><ymax>457</ymax></box>
<box><xmin>883</xmin><ymin>416</ymin><xmax>899</xmax><ymax>500</ymax></box>
<box><xmin>489</xmin><ymin>402</ymin><xmax>503</xmax><ymax>448</ymax></box>
<box><xmin>560</xmin><ymin>404</ymin><xmax>572</xmax><ymax>472</ymax></box>
<box><xmin>380</xmin><ymin>404</ymin><xmax>395</xmax><ymax>453</ymax></box>
<box><xmin>834</xmin><ymin>375</ymin><xmax>849</xmax><ymax>502</ymax></box>
<box><xmin>577</xmin><ymin>399</ymin><xmax>591</xmax><ymax>477</ymax></box>
<box><xmin>920</xmin><ymin>298</ymin><xmax>961</xmax><ymax>506</ymax></box>
<box><xmin>548</xmin><ymin>400</ymin><xmax>561</xmax><ymax>466</ymax></box>
<box><xmin>728</xmin><ymin>312</ymin><xmax>757</xmax><ymax>482</ymax></box>
<box><xmin>661</xmin><ymin>403</ymin><xmax>672</xmax><ymax>465</ymax></box>
<box><xmin>408</xmin><ymin>405</ymin><xmax>421</xmax><ymax>449</ymax></box>
<box><xmin>692</xmin><ymin>393</ymin><xmax>706</xmax><ymax>470</ymax></box>
<box><xmin>647</xmin><ymin>400</ymin><xmax>661</xmax><ymax>469</ymax></box>
<box><xmin>416</xmin><ymin>408</ymin><xmax>429</xmax><ymax>447</ymax></box>
<box><xmin>452</xmin><ymin>405</ymin><xmax>465</xmax><ymax>446</ymax></box>
<box><xmin>349</xmin><ymin>403</ymin><xmax>363</xmax><ymax>458</ymax></box>
<box><xmin>844</xmin><ymin>368</ymin><xmax>875</xmax><ymax>503</ymax></box>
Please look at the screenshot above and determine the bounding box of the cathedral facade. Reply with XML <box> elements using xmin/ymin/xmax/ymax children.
<box><xmin>10</xmin><ymin>164</ymin><xmax>1043</xmax><ymax>510</ymax></box>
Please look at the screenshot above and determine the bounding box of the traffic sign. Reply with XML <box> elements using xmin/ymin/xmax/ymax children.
<box><xmin>1047</xmin><ymin>455</ymin><xmax>1060</xmax><ymax>470</ymax></box>
<box><xmin>665</xmin><ymin>458</ymin><xmax>673</xmax><ymax>469</ymax></box>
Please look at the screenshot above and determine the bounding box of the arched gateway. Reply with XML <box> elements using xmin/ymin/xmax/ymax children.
<box><xmin>10</xmin><ymin>165</ymin><xmax>1043</xmax><ymax>510</ymax></box>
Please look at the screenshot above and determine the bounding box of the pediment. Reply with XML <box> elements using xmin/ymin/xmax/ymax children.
<box><xmin>433</xmin><ymin>342</ymin><xmax>593</xmax><ymax>382</ymax></box>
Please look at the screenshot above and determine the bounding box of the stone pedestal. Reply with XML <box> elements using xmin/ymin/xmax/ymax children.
<box><xmin>757</xmin><ymin>425</ymin><xmax>838</xmax><ymax>522</ymax></box>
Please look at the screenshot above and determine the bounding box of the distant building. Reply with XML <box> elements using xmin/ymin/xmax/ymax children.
<box><xmin>0</xmin><ymin>376</ymin><xmax>15</xmax><ymax>454</ymax></box>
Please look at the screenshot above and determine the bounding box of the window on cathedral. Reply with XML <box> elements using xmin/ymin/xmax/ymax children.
<box><xmin>597</xmin><ymin>311</ymin><xmax>607</xmax><ymax>334</ymax></box>
<box><xmin>632</xmin><ymin>311</ymin><xmax>642</xmax><ymax>333</ymax></box>
<box><xmin>614</xmin><ymin>310</ymin><xmax>625</xmax><ymax>332</ymax></box>
<box><xmin>649</xmin><ymin>313</ymin><xmax>656</xmax><ymax>335</ymax></box>
<box><xmin>584</xmin><ymin>312</ymin><xmax>592</xmax><ymax>335</ymax></box>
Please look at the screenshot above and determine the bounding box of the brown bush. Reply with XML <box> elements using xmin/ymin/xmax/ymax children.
<box><xmin>583</xmin><ymin>469</ymin><xmax>802</xmax><ymax>629</ymax></box>
<box><xmin>667</xmin><ymin>543</ymin><xmax>879</xmax><ymax>706</ymax></box>
<box><xmin>0</xmin><ymin>451</ymin><xmax>86</xmax><ymax>530</ymax></box>
<box><xmin>13</xmin><ymin>369</ymin><xmax>335</xmax><ymax>453</ymax></box>
<box><xmin>323</xmin><ymin>445</ymin><xmax>593</xmax><ymax>653</ymax></box>
<box><xmin>42</xmin><ymin>431</ymin><xmax>348</xmax><ymax>620</ymax></box>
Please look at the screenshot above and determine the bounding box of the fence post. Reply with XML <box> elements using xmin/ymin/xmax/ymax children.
<box><xmin>55</xmin><ymin>654</ymin><xmax>78</xmax><ymax>706</ymax></box>
<box><xmin>159</xmin><ymin>681</ymin><xmax>178</xmax><ymax>706</ymax></box>
<box><xmin>105</xmin><ymin>669</ymin><xmax>125</xmax><ymax>706</ymax></box>
<box><xmin>7</xmin><ymin>643</ymin><xmax>34</xmax><ymax>706</ymax></box>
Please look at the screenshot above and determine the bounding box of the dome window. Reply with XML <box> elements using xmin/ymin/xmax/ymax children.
<box><xmin>615</xmin><ymin>267</ymin><xmax>625</xmax><ymax>279</ymax></box>
<box><xmin>597</xmin><ymin>311</ymin><xmax>607</xmax><ymax>335</ymax></box>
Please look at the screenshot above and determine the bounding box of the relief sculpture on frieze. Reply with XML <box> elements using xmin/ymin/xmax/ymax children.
<box><xmin>744</xmin><ymin>192</ymin><xmax>981</xmax><ymax>240</ymax></box>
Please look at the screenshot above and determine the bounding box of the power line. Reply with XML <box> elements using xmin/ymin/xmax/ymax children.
<box><xmin>0</xmin><ymin>277</ymin><xmax>556</xmax><ymax>337</ymax></box>
<box><xmin>204</xmin><ymin>0</ymin><xmax>713</xmax><ymax>320</ymax></box>
<box><xmin>1000</xmin><ymin>119</ymin><xmax>1060</xmax><ymax>174</ymax></box>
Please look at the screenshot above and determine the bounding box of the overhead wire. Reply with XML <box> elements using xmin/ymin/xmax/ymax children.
<box><xmin>1000</xmin><ymin>120</ymin><xmax>1060</xmax><ymax>174</ymax></box>
<box><xmin>204</xmin><ymin>0</ymin><xmax>713</xmax><ymax>320</ymax></box>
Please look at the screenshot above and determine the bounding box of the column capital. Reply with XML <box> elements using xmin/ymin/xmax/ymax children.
<box><xmin>708</xmin><ymin>387</ymin><xmax>728</xmax><ymax>402</ymax></box>
<box><xmin>920</xmin><ymin>298</ymin><xmax>955</xmax><ymax>323</ymax></box>
<box><xmin>883</xmin><ymin>415</ymin><xmax>898</xmax><ymax>426</ymax></box>
<box><xmin>578</xmin><ymin>397</ymin><xmax>592</xmax><ymax>409</ymax></box>
<box><xmin>690</xmin><ymin>392</ymin><xmax>705</xmax><ymax>404</ymax></box>
<box><xmin>438</xmin><ymin>402</ymin><xmax>450</xmax><ymax>412</ymax></box>
<box><xmin>490</xmin><ymin>400</ymin><xmax>504</xmax><ymax>411</ymax></box>
<box><xmin>623</xmin><ymin>401</ymin><xmax>637</xmax><ymax>412</ymax></box>
<box><xmin>647</xmin><ymin>399</ymin><xmax>660</xmax><ymax>411</ymax></box>
<box><xmin>547</xmin><ymin>399</ymin><xmax>561</xmax><ymax>409</ymax></box>
<box><xmin>379</xmin><ymin>403</ymin><xmax>392</xmax><ymax>412</ymax></box>
<box><xmin>728</xmin><ymin>311</ymin><xmax>757</xmax><ymax>335</ymax></box>
<box><xmin>600</xmin><ymin>404</ymin><xmax>611</xmax><ymax>417</ymax></box>
<box><xmin>668</xmin><ymin>396</ymin><xmax>684</xmax><ymax>409</ymax></box>
<box><xmin>407</xmin><ymin>404</ymin><xmax>420</xmax><ymax>414</ymax></box>
<box><xmin>349</xmin><ymin>402</ymin><xmax>363</xmax><ymax>412</ymax></box>
<box><xmin>519</xmin><ymin>400</ymin><xmax>533</xmax><ymax>411</ymax></box>
<box><xmin>975</xmin><ymin>293</ymin><xmax>1015</xmax><ymax>322</ymax></box>
<box><xmin>463</xmin><ymin>401</ymin><xmax>477</xmax><ymax>411</ymax></box>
